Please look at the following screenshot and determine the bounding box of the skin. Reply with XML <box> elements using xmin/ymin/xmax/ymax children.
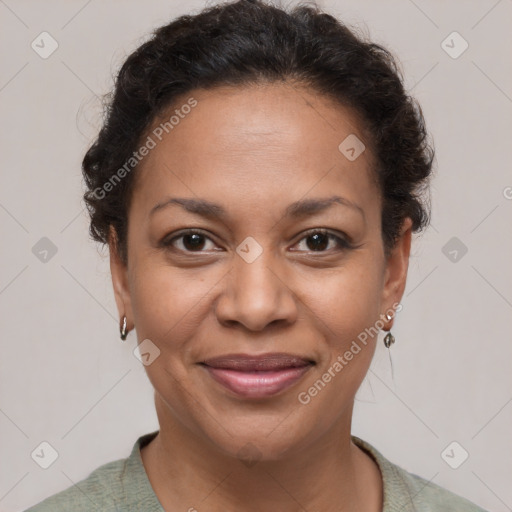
<box><xmin>109</xmin><ymin>82</ymin><xmax>412</xmax><ymax>512</ymax></box>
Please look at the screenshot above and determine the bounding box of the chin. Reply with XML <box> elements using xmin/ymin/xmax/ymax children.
<box><xmin>198</xmin><ymin>408</ymin><xmax>325</xmax><ymax>464</ymax></box>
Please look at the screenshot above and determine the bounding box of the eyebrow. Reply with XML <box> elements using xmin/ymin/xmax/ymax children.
<box><xmin>149</xmin><ymin>195</ymin><xmax>365</xmax><ymax>221</ymax></box>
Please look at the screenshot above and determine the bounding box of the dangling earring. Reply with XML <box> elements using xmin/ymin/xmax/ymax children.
<box><xmin>383</xmin><ymin>313</ymin><xmax>395</xmax><ymax>348</ymax></box>
<box><xmin>120</xmin><ymin>315</ymin><xmax>128</xmax><ymax>341</ymax></box>
<box><xmin>384</xmin><ymin>331</ymin><xmax>395</xmax><ymax>348</ymax></box>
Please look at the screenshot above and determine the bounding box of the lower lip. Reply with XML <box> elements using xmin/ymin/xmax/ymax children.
<box><xmin>202</xmin><ymin>364</ymin><xmax>313</xmax><ymax>398</ymax></box>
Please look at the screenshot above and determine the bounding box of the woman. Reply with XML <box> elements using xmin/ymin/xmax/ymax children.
<box><xmin>25</xmin><ymin>0</ymin><xmax>488</xmax><ymax>510</ymax></box>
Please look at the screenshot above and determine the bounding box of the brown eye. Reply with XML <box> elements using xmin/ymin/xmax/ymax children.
<box><xmin>294</xmin><ymin>229</ymin><xmax>351</xmax><ymax>252</ymax></box>
<box><xmin>162</xmin><ymin>230</ymin><xmax>217</xmax><ymax>252</ymax></box>
<box><xmin>305</xmin><ymin>232</ymin><xmax>330</xmax><ymax>251</ymax></box>
<box><xmin>181</xmin><ymin>233</ymin><xmax>206</xmax><ymax>251</ymax></box>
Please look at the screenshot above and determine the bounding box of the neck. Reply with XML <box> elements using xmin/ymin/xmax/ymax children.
<box><xmin>140</xmin><ymin>394</ymin><xmax>382</xmax><ymax>512</ymax></box>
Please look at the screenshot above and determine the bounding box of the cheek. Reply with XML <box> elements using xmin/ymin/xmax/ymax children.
<box><xmin>128</xmin><ymin>257</ymin><xmax>229</xmax><ymax>367</ymax></box>
<box><xmin>302</xmin><ymin>259</ymin><xmax>382</xmax><ymax>392</ymax></box>
<box><xmin>294</xmin><ymin>262</ymin><xmax>383</xmax><ymax>423</ymax></box>
<box><xmin>307</xmin><ymin>259</ymin><xmax>383</xmax><ymax>343</ymax></box>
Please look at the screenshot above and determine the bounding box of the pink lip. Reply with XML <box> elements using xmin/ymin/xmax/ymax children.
<box><xmin>202</xmin><ymin>365</ymin><xmax>313</xmax><ymax>398</ymax></box>
<box><xmin>199</xmin><ymin>353</ymin><xmax>315</xmax><ymax>398</ymax></box>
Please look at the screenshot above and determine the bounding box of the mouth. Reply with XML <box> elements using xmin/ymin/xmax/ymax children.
<box><xmin>198</xmin><ymin>353</ymin><xmax>315</xmax><ymax>399</ymax></box>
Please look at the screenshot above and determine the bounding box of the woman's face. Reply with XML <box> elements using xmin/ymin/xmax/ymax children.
<box><xmin>111</xmin><ymin>83</ymin><xmax>411</xmax><ymax>460</ymax></box>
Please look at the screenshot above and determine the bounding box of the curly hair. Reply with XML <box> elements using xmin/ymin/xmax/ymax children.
<box><xmin>82</xmin><ymin>0</ymin><xmax>434</xmax><ymax>264</ymax></box>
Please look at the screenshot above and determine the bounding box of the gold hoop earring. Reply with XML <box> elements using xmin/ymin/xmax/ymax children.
<box><xmin>120</xmin><ymin>316</ymin><xmax>128</xmax><ymax>341</ymax></box>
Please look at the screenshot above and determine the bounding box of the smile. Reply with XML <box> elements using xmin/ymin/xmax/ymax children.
<box><xmin>199</xmin><ymin>353</ymin><xmax>315</xmax><ymax>399</ymax></box>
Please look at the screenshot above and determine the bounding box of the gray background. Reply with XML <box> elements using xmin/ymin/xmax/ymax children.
<box><xmin>1</xmin><ymin>0</ymin><xmax>511</xmax><ymax>510</ymax></box>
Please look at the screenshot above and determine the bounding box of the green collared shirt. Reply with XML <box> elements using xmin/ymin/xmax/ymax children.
<box><xmin>25</xmin><ymin>430</ymin><xmax>487</xmax><ymax>511</ymax></box>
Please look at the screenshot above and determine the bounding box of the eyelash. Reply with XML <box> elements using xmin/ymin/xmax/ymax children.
<box><xmin>161</xmin><ymin>228</ymin><xmax>353</xmax><ymax>254</ymax></box>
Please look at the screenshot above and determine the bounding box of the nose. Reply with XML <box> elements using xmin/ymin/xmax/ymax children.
<box><xmin>214</xmin><ymin>249</ymin><xmax>298</xmax><ymax>332</ymax></box>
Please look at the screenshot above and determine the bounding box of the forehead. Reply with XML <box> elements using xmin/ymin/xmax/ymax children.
<box><xmin>131</xmin><ymin>83</ymin><xmax>378</xmax><ymax>218</ymax></box>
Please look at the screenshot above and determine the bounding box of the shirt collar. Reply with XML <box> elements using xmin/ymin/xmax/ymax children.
<box><xmin>352</xmin><ymin>435</ymin><xmax>419</xmax><ymax>512</ymax></box>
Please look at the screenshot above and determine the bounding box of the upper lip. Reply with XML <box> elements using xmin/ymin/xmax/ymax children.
<box><xmin>200</xmin><ymin>352</ymin><xmax>315</xmax><ymax>371</ymax></box>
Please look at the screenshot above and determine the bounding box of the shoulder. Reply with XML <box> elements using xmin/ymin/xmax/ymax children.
<box><xmin>24</xmin><ymin>431</ymin><xmax>162</xmax><ymax>512</ymax></box>
<box><xmin>351</xmin><ymin>436</ymin><xmax>489</xmax><ymax>512</ymax></box>
<box><xmin>23</xmin><ymin>457</ymin><xmax>128</xmax><ymax>512</ymax></box>
<box><xmin>397</xmin><ymin>467</ymin><xmax>488</xmax><ymax>511</ymax></box>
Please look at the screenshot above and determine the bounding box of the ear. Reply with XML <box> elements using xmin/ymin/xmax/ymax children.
<box><xmin>109</xmin><ymin>226</ymin><xmax>135</xmax><ymax>332</ymax></box>
<box><xmin>380</xmin><ymin>217</ymin><xmax>413</xmax><ymax>328</ymax></box>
